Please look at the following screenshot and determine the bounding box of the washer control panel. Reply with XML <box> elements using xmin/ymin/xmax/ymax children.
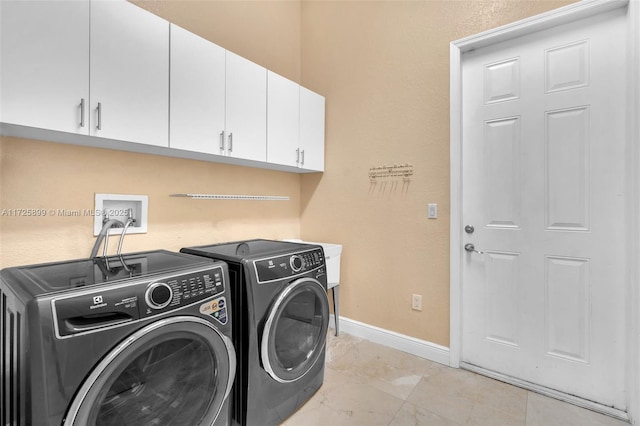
<box><xmin>254</xmin><ymin>248</ymin><xmax>325</xmax><ymax>283</ymax></box>
<box><xmin>52</xmin><ymin>264</ymin><xmax>227</xmax><ymax>338</ymax></box>
<box><xmin>142</xmin><ymin>268</ymin><xmax>225</xmax><ymax>315</ymax></box>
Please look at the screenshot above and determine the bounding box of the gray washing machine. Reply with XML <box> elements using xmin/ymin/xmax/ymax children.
<box><xmin>0</xmin><ymin>250</ymin><xmax>235</xmax><ymax>426</ymax></box>
<box><xmin>181</xmin><ymin>239</ymin><xmax>330</xmax><ymax>426</ymax></box>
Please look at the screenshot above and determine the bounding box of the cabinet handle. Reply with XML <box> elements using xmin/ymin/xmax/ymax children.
<box><xmin>96</xmin><ymin>102</ymin><xmax>102</xmax><ymax>130</ymax></box>
<box><xmin>219</xmin><ymin>131</ymin><xmax>225</xmax><ymax>153</ymax></box>
<box><xmin>300</xmin><ymin>149</ymin><xmax>305</xmax><ymax>166</ymax></box>
<box><xmin>79</xmin><ymin>98</ymin><xmax>85</xmax><ymax>128</ymax></box>
<box><xmin>296</xmin><ymin>148</ymin><xmax>300</xmax><ymax>165</ymax></box>
<box><xmin>228</xmin><ymin>132</ymin><xmax>233</xmax><ymax>153</ymax></box>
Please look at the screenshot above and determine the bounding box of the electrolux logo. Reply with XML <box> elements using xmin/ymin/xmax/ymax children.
<box><xmin>90</xmin><ymin>295</ymin><xmax>107</xmax><ymax>310</ymax></box>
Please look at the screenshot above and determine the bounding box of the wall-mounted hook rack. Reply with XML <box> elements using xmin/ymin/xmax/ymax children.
<box><xmin>369</xmin><ymin>163</ymin><xmax>414</xmax><ymax>182</ymax></box>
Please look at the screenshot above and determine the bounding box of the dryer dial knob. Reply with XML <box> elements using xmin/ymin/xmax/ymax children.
<box><xmin>145</xmin><ymin>282</ymin><xmax>173</xmax><ymax>309</ymax></box>
<box><xmin>290</xmin><ymin>255</ymin><xmax>304</xmax><ymax>272</ymax></box>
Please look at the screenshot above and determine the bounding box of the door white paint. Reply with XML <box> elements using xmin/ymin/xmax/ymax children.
<box><xmin>460</xmin><ymin>5</ymin><xmax>628</xmax><ymax>413</ymax></box>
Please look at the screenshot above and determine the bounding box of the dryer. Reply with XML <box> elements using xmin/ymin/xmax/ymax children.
<box><xmin>0</xmin><ymin>250</ymin><xmax>235</xmax><ymax>426</ymax></box>
<box><xmin>181</xmin><ymin>239</ymin><xmax>330</xmax><ymax>426</ymax></box>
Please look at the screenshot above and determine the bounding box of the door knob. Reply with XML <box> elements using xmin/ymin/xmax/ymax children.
<box><xmin>464</xmin><ymin>243</ymin><xmax>483</xmax><ymax>255</ymax></box>
<box><xmin>465</xmin><ymin>225</ymin><xmax>475</xmax><ymax>234</ymax></box>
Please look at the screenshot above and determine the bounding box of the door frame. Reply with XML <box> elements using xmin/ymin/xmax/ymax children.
<box><xmin>449</xmin><ymin>0</ymin><xmax>639</xmax><ymax>422</ymax></box>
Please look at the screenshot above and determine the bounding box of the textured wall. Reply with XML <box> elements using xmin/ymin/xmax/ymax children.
<box><xmin>0</xmin><ymin>137</ymin><xmax>301</xmax><ymax>267</ymax></box>
<box><xmin>299</xmin><ymin>0</ymin><xmax>575</xmax><ymax>346</ymax></box>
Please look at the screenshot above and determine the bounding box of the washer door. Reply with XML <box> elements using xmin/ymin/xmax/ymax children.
<box><xmin>63</xmin><ymin>316</ymin><xmax>236</xmax><ymax>426</ymax></box>
<box><xmin>261</xmin><ymin>277</ymin><xmax>329</xmax><ymax>383</ymax></box>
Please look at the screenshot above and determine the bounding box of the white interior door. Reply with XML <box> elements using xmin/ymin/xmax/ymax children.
<box><xmin>461</xmin><ymin>6</ymin><xmax>628</xmax><ymax>411</ymax></box>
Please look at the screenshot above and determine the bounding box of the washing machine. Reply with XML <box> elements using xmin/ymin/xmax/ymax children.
<box><xmin>181</xmin><ymin>239</ymin><xmax>330</xmax><ymax>426</ymax></box>
<box><xmin>0</xmin><ymin>250</ymin><xmax>236</xmax><ymax>426</ymax></box>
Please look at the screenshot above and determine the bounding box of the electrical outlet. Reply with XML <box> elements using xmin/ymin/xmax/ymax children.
<box><xmin>412</xmin><ymin>294</ymin><xmax>423</xmax><ymax>311</ymax></box>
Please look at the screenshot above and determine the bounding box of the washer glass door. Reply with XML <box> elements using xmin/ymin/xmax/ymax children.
<box><xmin>261</xmin><ymin>277</ymin><xmax>329</xmax><ymax>383</ymax></box>
<box><xmin>64</xmin><ymin>317</ymin><xmax>235</xmax><ymax>426</ymax></box>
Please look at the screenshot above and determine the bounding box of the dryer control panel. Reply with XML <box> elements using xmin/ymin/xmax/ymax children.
<box><xmin>52</xmin><ymin>264</ymin><xmax>227</xmax><ymax>338</ymax></box>
<box><xmin>253</xmin><ymin>248</ymin><xmax>325</xmax><ymax>284</ymax></box>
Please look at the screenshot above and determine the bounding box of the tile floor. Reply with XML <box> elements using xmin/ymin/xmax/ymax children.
<box><xmin>284</xmin><ymin>332</ymin><xmax>629</xmax><ymax>426</ymax></box>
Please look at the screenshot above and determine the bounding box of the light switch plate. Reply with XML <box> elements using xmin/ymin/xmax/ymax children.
<box><xmin>428</xmin><ymin>203</ymin><xmax>438</xmax><ymax>219</ymax></box>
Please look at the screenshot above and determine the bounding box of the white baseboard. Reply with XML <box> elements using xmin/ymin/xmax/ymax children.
<box><xmin>329</xmin><ymin>315</ymin><xmax>450</xmax><ymax>366</ymax></box>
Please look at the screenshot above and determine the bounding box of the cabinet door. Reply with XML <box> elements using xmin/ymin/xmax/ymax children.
<box><xmin>170</xmin><ymin>24</ymin><xmax>226</xmax><ymax>155</ymax></box>
<box><xmin>90</xmin><ymin>0</ymin><xmax>169</xmax><ymax>146</ymax></box>
<box><xmin>299</xmin><ymin>87</ymin><xmax>325</xmax><ymax>172</ymax></box>
<box><xmin>267</xmin><ymin>71</ymin><xmax>300</xmax><ymax>167</ymax></box>
<box><xmin>0</xmin><ymin>0</ymin><xmax>89</xmax><ymax>134</ymax></box>
<box><xmin>225</xmin><ymin>51</ymin><xmax>267</xmax><ymax>162</ymax></box>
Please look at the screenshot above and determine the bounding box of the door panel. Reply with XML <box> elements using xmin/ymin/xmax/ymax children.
<box><xmin>545</xmin><ymin>106</ymin><xmax>590</xmax><ymax>230</ymax></box>
<box><xmin>484</xmin><ymin>117</ymin><xmax>521</xmax><ymax>228</ymax></box>
<box><xmin>461</xmin><ymin>7</ymin><xmax>628</xmax><ymax>410</ymax></box>
<box><xmin>545</xmin><ymin>256</ymin><xmax>590</xmax><ymax>363</ymax></box>
<box><xmin>484</xmin><ymin>251</ymin><xmax>520</xmax><ymax>347</ymax></box>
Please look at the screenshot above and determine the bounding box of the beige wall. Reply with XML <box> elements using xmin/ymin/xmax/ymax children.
<box><xmin>298</xmin><ymin>0</ymin><xmax>575</xmax><ymax>346</ymax></box>
<box><xmin>0</xmin><ymin>137</ymin><xmax>301</xmax><ymax>267</ymax></box>
<box><xmin>0</xmin><ymin>0</ymin><xmax>575</xmax><ymax>347</ymax></box>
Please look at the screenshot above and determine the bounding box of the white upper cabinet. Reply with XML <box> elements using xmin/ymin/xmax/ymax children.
<box><xmin>0</xmin><ymin>0</ymin><xmax>323</xmax><ymax>173</ymax></box>
<box><xmin>224</xmin><ymin>51</ymin><xmax>267</xmax><ymax>162</ymax></box>
<box><xmin>0</xmin><ymin>0</ymin><xmax>90</xmax><ymax>134</ymax></box>
<box><xmin>170</xmin><ymin>24</ymin><xmax>226</xmax><ymax>154</ymax></box>
<box><xmin>267</xmin><ymin>72</ymin><xmax>325</xmax><ymax>172</ymax></box>
<box><xmin>299</xmin><ymin>87</ymin><xmax>325</xmax><ymax>172</ymax></box>
<box><xmin>90</xmin><ymin>0</ymin><xmax>169</xmax><ymax>146</ymax></box>
<box><xmin>267</xmin><ymin>71</ymin><xmax>300</xmax><ymax>168</ymax></box>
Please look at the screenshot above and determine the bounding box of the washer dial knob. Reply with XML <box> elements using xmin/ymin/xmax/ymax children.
<box><xmin>145</xmin><ymin>282</ymin><xmax>173</xmax><ymax>309</ymax></box>
<box><xmin>290</xmin><ymin>255</ymin><xmax>304</xmax><ymax>272</ymax></box>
